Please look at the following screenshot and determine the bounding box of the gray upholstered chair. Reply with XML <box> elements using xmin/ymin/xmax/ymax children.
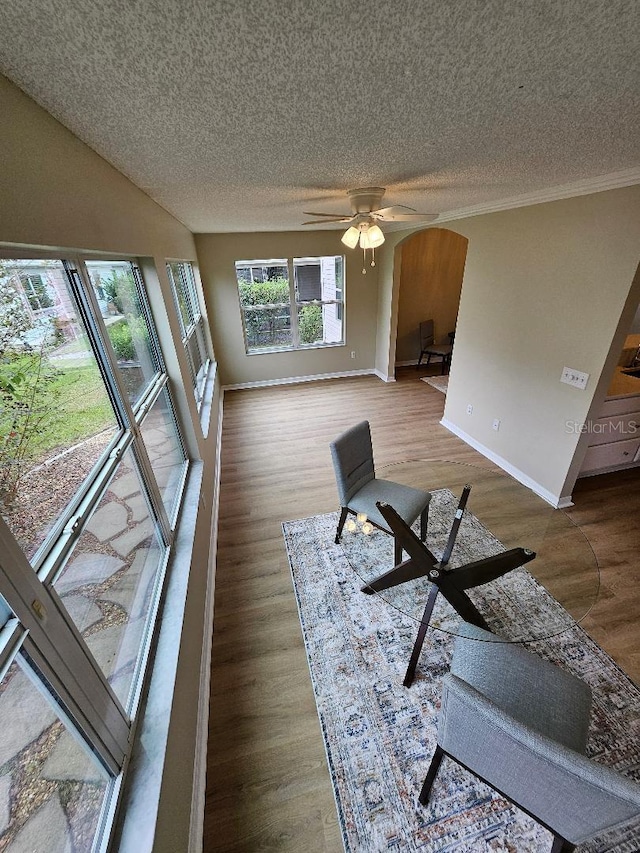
<box><xmin>420</xmin><ymin>622</ymin><xmax>640</xmax><ymax>852</ymax></box>
<box><xmin>330</xmin><ymin>420</ymin><xmax>431</xmax><ymax>563</ymax></box>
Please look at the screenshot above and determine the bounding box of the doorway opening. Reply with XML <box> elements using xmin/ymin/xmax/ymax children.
<box><xmin>393</xmin><ymin>228</ymin><xmax>468</xmax><ymax>371</ymax></box>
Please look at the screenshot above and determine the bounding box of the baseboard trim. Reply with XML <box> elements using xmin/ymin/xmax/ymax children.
<box><xmin>556</xmin><ymin>495</ymin><xmax>575</xmax><ymax>509</ymax></box>
<box><xmin>440</xmin><ymin>418</ymin><xmax>570</xmax><ymax>508</ymax></box>
<box><xmin>223</xmin><ymin>368</ymin><xmax>379</xmax><ymax>391</ymax></box>
<box><xmin>374</xmin><ymin>368</ymin><xmax>396</xmax><ymax>382</ymax></box>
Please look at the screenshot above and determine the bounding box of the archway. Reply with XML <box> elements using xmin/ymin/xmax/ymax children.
<box><xmin>394</xmin><ymin>228</ymin><xmax>469</xmax><ymax>367</ymax></box>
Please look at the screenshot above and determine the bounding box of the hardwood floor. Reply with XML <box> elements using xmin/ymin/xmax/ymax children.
<box><xmin>565</xmin><ymin>466</ymin><xmax>640</xmax><ymax>682</ymax></box>
<box><xmin>204</xmin><ymin>368</ymin><xmax>640</xmax><ymax>851</ymax></box>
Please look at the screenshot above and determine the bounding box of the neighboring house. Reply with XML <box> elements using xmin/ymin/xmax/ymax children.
<box><xmin>1</xmin><ymin>260</ymin><xmax>116</xmax><ymax>349</ymax></box>
<box><xmin>2</xmin><ymin>261</ymin><xmax>68</xmax><ymax>348</ymax></box>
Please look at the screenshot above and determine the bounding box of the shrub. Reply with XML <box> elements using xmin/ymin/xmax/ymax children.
<box><xmin>238</xmin><ymin>277</ymin><xmax>291</xmax><ymax>346</ymax></box>
<box><xmin>0</xmin><ymin>351</ymin><xmax>60</xmax><ymax>509</ymax></box>
<box><xmin>107</xmin><ymin>321</ymin><xmax>136</xmax><ymax>361</ymax></box>
<box><xmin>102</xmin><ymin>269</ymin><xmax>138</xmax><ymax>315</ymax></box>
<box><xmin>298</xmin><ymin>304</ymin><xmax>323</xmax><ymax>344</ymax></box>
<box><xmin>238</xmin><ymin>277</ymin><xmax>290</xmax><ymax>307</ymax></box>
<box><xmin>0</xmin><ymin>273</ymin><xmax>62</xmax><ymax>508</ymax></box>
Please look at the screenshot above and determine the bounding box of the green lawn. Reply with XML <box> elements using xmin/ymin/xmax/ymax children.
<box><xmin>42</xmin><ymin>364</ymin><xmax>116</xmax><ymax>453</ymax></box>
<box><xmin>1</xmin><ymin>359</ymin><xmax>116</xmax><ymax>468</ymax></box>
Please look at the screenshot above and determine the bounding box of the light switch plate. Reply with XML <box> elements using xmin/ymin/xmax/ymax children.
<box><xmin>560</xmin><ymin>366</ymin><xmax>589</xmax><ymax>389</ymax></box>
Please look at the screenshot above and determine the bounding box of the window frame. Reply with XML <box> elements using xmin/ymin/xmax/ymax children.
<box><xmin>235</xmin><ymin>255</ymin><xmax>346</xmax><ymax>355</ymax></box>
<box><xmin>166</xmin><ymin>260</ymin><xmax>212</xmax><ymax>410</ymax></box>
<box><xmin>0</xmin><ymin>249</ymin><xmax>191</xmax><ymax>851</ymax></box>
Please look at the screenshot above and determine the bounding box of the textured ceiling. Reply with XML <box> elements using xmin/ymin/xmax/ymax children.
<box><xmin>1</xmin><ymin>0</ymin><xmax>639</xmax><ymax>232</ymax></box>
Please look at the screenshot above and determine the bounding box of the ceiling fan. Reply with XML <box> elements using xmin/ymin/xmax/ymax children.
<box><xmin>303</xmin><ymin>187</ymin><xmax>438</xmax><ymax>272</ymax></box>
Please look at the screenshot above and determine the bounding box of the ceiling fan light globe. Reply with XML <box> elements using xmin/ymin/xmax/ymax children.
<box><xmin>341</xmin><ymin>226</ymin><xmax>360</xmax><ymax>248</ymax></box>
<box><xmin>359</xmin><ymin>228</ymin><xmax>373</xmax><ymax>250</ymax></box>
<box><xmin>367</xmin><ymin>224</ymin><xmax>385</xmax><ymax>247</ymax></box>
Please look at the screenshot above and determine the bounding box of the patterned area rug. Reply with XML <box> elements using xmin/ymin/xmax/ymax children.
<box><xmin>421</xmin><ymin>375</ymin><xmax>449</xmax><ymax>394</ymax></box>
<box><xmin>282</xmin><ymin>491</ymin><xmax>640</xmax><ymax>853</ymax></box>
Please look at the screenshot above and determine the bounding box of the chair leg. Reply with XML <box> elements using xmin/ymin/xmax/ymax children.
<box><xmin>550</xmin><ymin>837</ymin><xmax>575</xmax><ymax>853</ymax></box>
<box><xmin>419</xmin><ymin>744</ymin><xmax>444</xmax><ymax>805</ymax></box>
<box><xmin>394</xmin><ymin>535</ymin><xmax>402</xmax><ymax>565</ymax></box>
<box><xmin>419</xmin><ymin>505</ymin><xmax>428</xmax><ymax>542</ymax></box>
<box><xmin>421</xmin><ymin>752</ymin><xmax>577</xmax><ymax>852</ymax></box>
<box><xmin>335</xmin><ymin>507</ymin><xmax>349</xmax><ymax>544</ymax></box>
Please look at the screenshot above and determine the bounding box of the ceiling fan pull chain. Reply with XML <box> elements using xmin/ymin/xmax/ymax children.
<box><xmin>362</xmin><ymin>247</ymin><xmax>367</xmax><ymax>274</ymax></box>
<box><xmin>371</xmin><ymin>247</ymin><xmax>376</xmax><ymax>268</ymax></box>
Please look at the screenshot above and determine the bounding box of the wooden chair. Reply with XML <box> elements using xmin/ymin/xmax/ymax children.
<box><xmin>417</xmin><ymin>319</ymin><xmax>454</xmax><ymax>374</ymax></box>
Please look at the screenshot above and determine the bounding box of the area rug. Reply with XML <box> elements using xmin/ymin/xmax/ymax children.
<box><xmin>282</xmin><ymin>491</ymin><xmax>640</xmax><ymax>853</ymax></box>
<box><xmin>421</xmin><ymin>375</ymin><xmax>448</xmax><ymax>394</ymax></box>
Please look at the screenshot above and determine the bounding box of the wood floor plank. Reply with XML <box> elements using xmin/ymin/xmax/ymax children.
<box><xmin>205</xmin><ymin>368</ymin><xmax>640</xmax><ymax>851</ymax></box>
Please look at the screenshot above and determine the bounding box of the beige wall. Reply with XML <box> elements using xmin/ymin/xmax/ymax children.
<box><xmin>0</xmin><ymin>79</ymin><xmax>196</xmax><ymax>261</ymax></box>
<box><xmin>378</xmin><ymin>246</ymin><xmax>401</xmax><ymax>382</ymax></box>
<box><xmin>195</xmin><ymin>231</ymin><xmax>381</xmax><ymax>385</ymax></box>
<box><xmin>384</xmin><ymin>186</ymin><xmax>640</xmax><ymax>504</ymax></box>
<box><xmin>396</xmin><ymin>228</ymin><xmax>468</xmax><ymax>363</ymax></box>
<box><xmin>5</xmin><ymin>65</ymin><xmax>640</xmax><ymax>846</ymax></box>
<box><xmin>0</xmin><ymin>75</ymin><xmax>220</xmax><ymax>849</ymax></box>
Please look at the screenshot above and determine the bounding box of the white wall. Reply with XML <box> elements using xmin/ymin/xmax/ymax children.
<box><xmin>383</xmin><ymin>186</ymin><xmax>640</xmax><ymax>504</ymax></box>
<box><xmin>0</xmin><ymin>74</ymin><xmax>220</xmax><ymax>851</ymax></box>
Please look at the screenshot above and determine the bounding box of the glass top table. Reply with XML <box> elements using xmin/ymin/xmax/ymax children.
<box><xmin>339</xmin><ymin>460</ymin><xmax>600</xmax><ymax>671</ymax></box>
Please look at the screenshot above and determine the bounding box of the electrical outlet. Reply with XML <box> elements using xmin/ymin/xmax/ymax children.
<box><xmin>560</xmin><ymin>366</ymin><xmax>589</xmax><ymax>390</ymax></box>
<box><xmin>466</xmin><ymin>404</ymin><xmax>473</xmax><ymax>415</ymax></box>
<box><xmin>492</xmin><ymin>418</ymin><xmax>501</xmax><ymax>431</ymax></box>
<box><xmin>350</xmin><ymin>351</ymin><xmax>356</xmax><ymax>359</ymax></box>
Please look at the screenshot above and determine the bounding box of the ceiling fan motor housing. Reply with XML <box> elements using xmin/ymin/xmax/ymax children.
<box><xmin>348</xmin><ymin>187</ymin><xmax>386</xmax><ymax>214</ymax></box>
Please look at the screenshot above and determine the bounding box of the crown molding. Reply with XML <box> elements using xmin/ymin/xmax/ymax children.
<box><xmin>434</xmin><ymin>167</ymin><xmax>640</xmax><ymax>223</ymax></box>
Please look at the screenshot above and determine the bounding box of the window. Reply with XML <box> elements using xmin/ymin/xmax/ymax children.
<box><xmin>334</xmin><ymin>256</ymin><xmax>344</xmax><ymax>322</ymax></box>
<box><xmin>235</xmin><ymin>255</ymin><xmax>345</xmax><ymax>353</ymax></box>
<box><xmin>20</xmin><ymin>273</ymin><xmax>55</xmax><ymax>312</ymax></box>
<box><xmin>166</xmin><ymin>262</ymin><xmax>211</xmax><ymax>407</ymax></box>
<box><xmin>0</xmin><ymin>256</ymin><xmax>188</xmax><ymax>851</ymax></box>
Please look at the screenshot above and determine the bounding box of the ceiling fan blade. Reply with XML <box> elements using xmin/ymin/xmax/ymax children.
<box><xmin>303</xmin><ymin>211</ymin><xmax>352</xmax><ymax>218</ymax></box>
<box><xmin>375</xmin><ymin>211</ymin><xmax>439</xmax><ymax>222</ymax></box>
<box><xmin>302</xmin><ymin>217</ymin><xmax>352</xmax><ymax>225</ymax></box>
<box><xmin>374</xmin><ymin>205</ymin><xmax>417</xmax><ymax>215</ymax></box>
